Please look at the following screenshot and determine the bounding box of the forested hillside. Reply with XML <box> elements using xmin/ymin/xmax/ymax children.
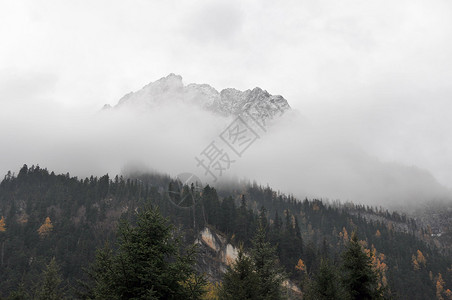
<box><xmin>0</xmin><ymin>165</ymin><xmax>451</xmax><ymax>299</ymax></box>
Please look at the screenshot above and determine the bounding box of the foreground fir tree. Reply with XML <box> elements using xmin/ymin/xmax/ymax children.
<box><xmin>219</xmin><ymin>245</ymin><xmax>260</xmax><ymax>300</ymax></box>
<box><xmin>304</xmin><ymin>258</ymin><xmax>344</xmax><ymax>300</ymax></box>
<box><xmin>35</xmin><ymin>257</ymin><xmax>64</xmax><ymax>300</ymax></box>
<box><xmin>341</xmin><ymin>232</ymin><xmax>382</xmax><ymax>300</ymax></box>
<box><xmin>220</xmin><ymin>208</ymin><xmax>286</xmax><ymax>300</ymax></box>
<box><xmin>86</xmin><ymin>206</ymin><xmax>206</xmax><ymax>299</ymax></box>
<box><xmin>7</xmin><ymin>283</ymin><xmax>30</xmax><ymax>300</ymax></box>
<box><xmin>251</xmin><ymin>209</ymin><xmax>285</xmax><ymax>300</ymax></box>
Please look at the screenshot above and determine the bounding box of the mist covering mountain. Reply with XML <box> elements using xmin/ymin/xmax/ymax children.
<box><xmin>0</xmin><ymin>74</ymin><xmax>450</xmax><ymax>210</ymax></box>
<box><xmin>101</xmin><ymin>74</ymin><xmax>452</xmax><ymax>211</ymax></box>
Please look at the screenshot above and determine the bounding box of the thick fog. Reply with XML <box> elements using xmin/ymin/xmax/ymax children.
<box><xmin>1</xmin><ymin>0</ymin><xmax>452</xmax><ymax>209</ymax></box>
<box><xmin>0</xmin><ymin>89</ymin><xmax>450</xmax><ymax>210</ymax></box>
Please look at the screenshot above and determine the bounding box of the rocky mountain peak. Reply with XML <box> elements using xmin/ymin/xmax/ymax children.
<box><xmin>107</xmin><ymin>74</ymin><xmax>291</xmax><ymax>121</ymax></box>
<box><xmin>151</xmin><ymin>73</ymin><xmax>184</xmax><ymax>91</ymax></box>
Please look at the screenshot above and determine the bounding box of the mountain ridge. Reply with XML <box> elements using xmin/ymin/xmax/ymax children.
<box><xmin>105</xmin><ymin>73</ymin><xmax>291</xmax><ymax>121</ymax></box>
<box><xmin>0</xmin><ymin>164</ymin><xmax>451</xmax><ymax>299</ymax></box>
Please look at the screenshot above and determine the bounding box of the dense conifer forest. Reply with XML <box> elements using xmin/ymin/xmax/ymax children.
<box><xmin>0</xmin><ymin>164</ymin><xmax>451</xmax><ymax>299</ymax></box>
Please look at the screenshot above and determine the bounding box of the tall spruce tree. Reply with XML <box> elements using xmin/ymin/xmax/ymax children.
<box><xmin>341</xmin><ymin>232</ymin><xmax>382</xmax><ymax>300</ymax></box>
<box><xmin>220</xmin><ymin>209</ymin><xmax>286</xmax><ymax>300</ymax></box>
<box><xmin>251</xmin><ymin>208</ymin><xmax>285</xmax><ymax>300</ymax></box>
<box><xmin>8</xmin><ymin>282</ymin><xmax>30</xmax><ymax>300</ymax></box>
<box><xmin>304</xmin><ymin>258</ymin><xmax>344</xmax><ymax>300</ymax></box>
<box><xmin>219</xmin><ymin>245</ymin><xmax>260</xmax><ymax>300</ymax></box>
<box><xmin>35</xmin><ymin>257</ymin><xmax>63</xmax><ymax>300</ymax></box>
<box><xmin>87</xmin><ymin>206</ymin><xmax>206</xmax><ymax>299</ymax></box>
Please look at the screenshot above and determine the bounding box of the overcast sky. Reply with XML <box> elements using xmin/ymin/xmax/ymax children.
<box><xmin>1</xmin><ymin>0</ymin><xmax>452</xmax><ymax>201</ymax></box>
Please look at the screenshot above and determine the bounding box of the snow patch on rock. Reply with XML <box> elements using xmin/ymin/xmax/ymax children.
<box><xmin>105</xmin><ymin>74</ymin><xmax>291</xmax><ymax>122</ymax></box>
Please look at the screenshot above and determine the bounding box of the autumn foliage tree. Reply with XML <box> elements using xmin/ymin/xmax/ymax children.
<box><xmin>412</xmin><ymin>250</ymin><xmax>427</xmax><ymax>271</ymax></box>
<box><xmin>0</xmin><ymin>216</ymin><xmax>5</xmax><ymax>232</ymax></box>
<box><xmin>0</xmin><ymin>216</ymin><xmax>5</xmax><ymax>266</ymax></box>
<box><xmin>37</xmin><ymin>217</ymin><xmax>53</xmax><ymax>238</ymax></box>
<box><xmin>435</xmin><ymin>273</ymin><xmax>452</xmax><ymax>300</ymax></box>
<box><xmin>375</xmin><ymin>230</ymin><xmax>381</xmax><ymax>238</ymax></box>
<box><xmin>295</xmin><ymin>258</ymin><xmax>306</xmax><ymax>273</ymax></box>
<box><xmin>365</xmin><ymin>245</ymin><xmax>388</xmax><ymax>290</ymax></box>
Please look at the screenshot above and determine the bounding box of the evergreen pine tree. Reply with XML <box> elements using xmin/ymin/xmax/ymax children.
<box><xmin>7</xmin><ymin>282</ymin><xmax>29</xmax><ymax>300</ymax></box>
<box><xmin>251</xmin><ymin>209</ymin><xmax>285</xmax><ymax>300</ymax></box>
<box><xmin>88</xmin><ymin>206</ymin><xmax>206</xmax><ymax>299</ymax></box>
<box><xmin>341</xmin><ymin>232</ymin><xmax>382</xmax><ymax>300</ymax></box>
<box><xmin>305</xmin><ymin>258</ymin><xmax>344</xmax><ymax>300</ymax></box>
<box><xmin>219</xmin><ymin>245</ymin><xmax>260</xmax><ymax>300</ymax></box>
<box><xmin>273</xmin><ymin>211</ymin><xmax>281</xmax><ymax>231</ymax></box>
<box><xmin>35</xmin><ymin>257</ymin><xmax>63</xmax><ymax>300</ymax></box>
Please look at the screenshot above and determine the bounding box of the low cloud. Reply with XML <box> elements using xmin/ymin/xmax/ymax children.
<box><xmin>182</xmin><ymin>1</ymin><xmax>244</xmax><ymax>44</ymax></box>
<box><xmin>0</xmin><ymin>88</ymin><xmax>449</xmax><ymax>211</ymax></box>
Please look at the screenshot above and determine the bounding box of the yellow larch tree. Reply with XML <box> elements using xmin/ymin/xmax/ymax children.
<box><xmin>445</xmin><ymin>289</ymin><xmax>452</xmax><ymax>300</ymax></box>
<box><xmin>295</xmin><ymin>258</ymin><xmax>306</xmax><ymax>273</ymax></box>
<box><xmin>412</xmin><ymin>250</ymin><xmax>426</xmax><ymax>271</ymax></box>
<box><xmin>417</xmin><ymin>250</ymin><xmax>426</xmax><ymax>267</ymax></box>
<box><xmin>437</xmin><ymin>273</ymin><xmax>445</xmax><ymax>300</ymax></box>
<box><xmin>412</xmin><ymin>256</ymin><xmax>420</xmax><ymax>271</ymax></box>
<box><xmin>38</xmin><ymin>217</ymin><xmax>53</xmax><ymax>238</ymax></box>
<box><xmin>0</xmin><ymin>216</ymin><xmax>6</xmax><ymax>232</ymax></box>
<box><xmin>339</xmin><ymin>227</ymin><xmax>349</xmax><ymax>244</ymax></box>
<box><xmin>0</xmin><ymin>216</ymin><xmax>5</xmax><ymax>266</ymax></box>
<box><xmin>364</xmin><ymin>244</ymin><xmax>388</xmax><ymax>289</ymax></box>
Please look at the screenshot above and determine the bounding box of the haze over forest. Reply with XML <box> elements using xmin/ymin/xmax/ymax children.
<box><xmin>1</xmin><ymin>0</ymin><xmax>452</xmax><ymax>210</ymax></box>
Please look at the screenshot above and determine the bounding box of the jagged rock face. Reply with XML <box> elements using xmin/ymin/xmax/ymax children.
<box><xmin>108</xmin><ymin>74</ymin><xmax>291</xmax><ymax>121</ymax></box>
<box><xmin>195</xmin><ymin>227</ymin><xmax>238</xmax><ymax>281</ymax></box>
<box><xmin>115</xmin><ymin>74</ymin><xmax>185</xmax><ymax>109</ymax></box>
<box><xmin>195</xmin><ymin>227</ymin><xmax>301</xmax><ymax>297</ymax></box>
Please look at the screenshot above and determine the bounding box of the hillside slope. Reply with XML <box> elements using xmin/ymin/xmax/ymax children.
<box><xmin>0</xmin><ymin>165</ymin><xmax>450</xmax><ymax>299</ymax></box>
